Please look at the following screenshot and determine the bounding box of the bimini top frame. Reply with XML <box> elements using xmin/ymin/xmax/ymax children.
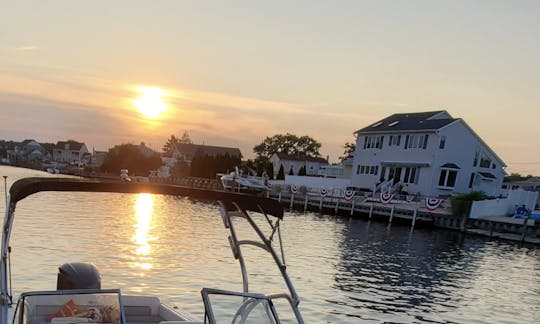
<box><xmin>212</xmin><ymin>200</ymin><xmax>304</xmax><ymax>323</ymax></box>
<box><xmin>1</xmin><ymin>177</ymin><xmax>284</xmax><ymax>323</ymax></box>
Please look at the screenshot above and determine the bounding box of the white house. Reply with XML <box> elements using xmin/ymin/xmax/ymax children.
<box><xmin>52</xmin><ymin>140</ymin><xmax>89</xmax><ymax>165</ymax></box>
<box><xmin>269</xmin><ymin>153</ymin><xmax>328</xmax><ymax>179</ymax></box>
<box><xmin>350</xmin><ymin>111</ymin><xmax>506</xmax><ymax>197</ymax></box>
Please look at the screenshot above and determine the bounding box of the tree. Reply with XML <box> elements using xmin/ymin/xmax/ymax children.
<box><xmin>276</xmin><ymin>165</ymin><xmax>285</xmax><ymax>180</ymax></box>
<box><xmin>504</xmin><ymin>173</ymin><xmax>532</xmax><ymax>182</ymax></box>
<box><xmin>162</xmin><ymin>135</ymin><xmax>179</xmax><ymax>157</ymax></box>
<box><xmin>253</xmin><ymin>133</ymin><xmax>321</xmax><ymax>160</ymax></box>
<box><xmin>179</xmin><ymin>131</ymin><xmax>193</xmax><ymax>144</ymax></box>
<box><xmin>340</xmin><ymin>141</ymin><xmax>356</xmax><ymax>160</ymax></box>
<box><xmin>101</xmin><ymin>143</ymin><xmax>162</xmax><ymax>175</ymax></box>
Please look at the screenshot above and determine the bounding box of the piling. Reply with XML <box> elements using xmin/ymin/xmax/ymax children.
<box><xmin>334</xmin><ymin>199</ymin><xmax>339</xmax><ymax>214</ymax></box>
<box><xmin>389</xmin><ymin>205</ymin><xmax>395</xmax><ymax>224</ymax></box>
<box><xmin>521</xmin><ymin>217</ymin><xmax>529</xmax><ymax>242</ymax></box>
<box><xmin>290</xmin><ymin>193</ymin><xmax>295</xmax><ymax>211</ymax></box>
<box><xmin>319</xmin><ymin>197</ymin><xmax>323</xmax><ymax>211</ymax></box>
<box><xmin>411</xmin><ymin>209</ymin><xmax>417</xmax><ymax>229</ymax></box>
<box><xmin>304</xmin><ymin>195</ymin><xmax>309</xmax><ymax>213</ymax></box>
<box><xmin>369</xmin><ymin>203</ymin><xmax>373</xmax><ymax>219</ymax></box>
<box><xmin>350</xmin><ymin>200</ymin><xmax>355</xmax><ymax>216</ymax></box>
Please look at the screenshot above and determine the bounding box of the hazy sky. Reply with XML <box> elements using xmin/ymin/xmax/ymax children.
<box><xmin>1</xmin><ymin>1</ymin><xmax>539</xmax><ymax>174</ymax></box>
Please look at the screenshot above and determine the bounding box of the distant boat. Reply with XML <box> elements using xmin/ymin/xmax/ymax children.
<box><xmin>219</xmin><ymin>167</ymin><xmax>268</xmax><ymax>193</ymax></box>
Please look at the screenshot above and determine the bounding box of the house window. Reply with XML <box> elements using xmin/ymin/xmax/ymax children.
<box><xmin>439</xmin><ymin>136</ymin><xmax>446</xmax><ymax>149</ymax></box>
<box><xmin>403</xmin><ymin>167</ymin><xmax>418</xmax><ymax>184</ymax></box>
<box><xmin>479</xmin><ymin>154</ymin><xmax>492</xmax><ymax>168</ymax></box>
<box><xmin>405</xmin><ymin>134</ymin><xmax>428</xmax><ymax>149</ymax></box>
<box><xmin>363</xmin><ymin>136</ymin><xmax>384</xmax><ymax>149</ymax></box>
<box><xmin>389</xmin><ymin>135</ymin><xmax>401</xmax><ymax>147</ymax></box>
<box><xmin>438</xmin><ymin>169</ymin><xmax>458</xmax><ymax>188</ymax></box>
<box><xmin>356</xmin><ymin>165</ymin><xmax>361</xmax><ymax>174</ymax></box>
<box><xmin>468</xmin><ymin>173</ymin><xmax>475</xmax><ymax>188</ymax></box>
<box><xmin>473</xmin><ymin>149</ymin><xmax>480</xmax><ymax>166</ymax></box>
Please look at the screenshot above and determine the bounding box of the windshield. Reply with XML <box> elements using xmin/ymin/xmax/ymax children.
<box><xmin>13</xmin><ymin>289</ymin><xmax>125</xmax><ymax>324</ymax></box>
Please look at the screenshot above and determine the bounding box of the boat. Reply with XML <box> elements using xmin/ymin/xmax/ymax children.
<box><xmin>219</xmin><ymin>167</ymin><xmax>268</xmax><ymax>193</ymax></box>
<box><xmin>2</xmin><ymin>177</ymin><xmax>304</xmax><ymax>323</ymax></box>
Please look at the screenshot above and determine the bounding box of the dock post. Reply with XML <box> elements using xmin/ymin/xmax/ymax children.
<box><xmin>389</xmin><ymin>205</ymin><xmax>395</xmax><ymax>224</ymax></box>
<box><xmin>278</xmin><ymin>192</ymin><xmax>281</xmax><ymax>203</ymax></box>
<box><xmin>369</xmin><ymin>203</ymin><xmax>373</xmax><ymax>219</ymax></box>
<box><xmin>521</xmin><ymin>217</ymin><xmax>529</xmax><ymax>242</ymax></box>
<box><xmin>350</xmin><ymin>200</ymin><xmax>355</xmax><ymax>216</ymax></box>
<box><xmin>304</xmin><ymin>195</ymin><xmax>309</xmax><ymax>213</ymax></box>
<box><xmin>489</xmin><ymin>221</ymin><xmax>494</xmax><ymax>238</ymax></box>
<box><xmin>334</xmin><ymin>199</ymin><xmax>340</xmax><ymax>214</ymax></box>
<box><xmin>290</xmin><ymin>193</ymin><xmax>295</xmax><ymax>211</ymax></box>
<box><xmin>411</xmin><ymin>209</ymin><xmax>417</xmax><ymax>229</ymax></box>
<box><xmin>319</xmin><ymin>197</ymin><xmax>323</xmax><ymax>211</ymax></box>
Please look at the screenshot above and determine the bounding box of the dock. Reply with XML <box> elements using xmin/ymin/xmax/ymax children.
<box><xmin>268</xmin><ymin>191</ymin><xmax>540</xmax><ymax>245</ymax></box>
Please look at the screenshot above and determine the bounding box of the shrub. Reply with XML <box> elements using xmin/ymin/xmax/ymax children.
<box><xmin>451</xmin><ymin>191</ymin><xmax>487</xmax><ymax>217</ymax></box>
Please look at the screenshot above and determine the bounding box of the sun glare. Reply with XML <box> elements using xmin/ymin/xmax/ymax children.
<box><xmin>133</xmin><ymin>87</ymin><xmax>167</xmax><ymax>118</ymax></box>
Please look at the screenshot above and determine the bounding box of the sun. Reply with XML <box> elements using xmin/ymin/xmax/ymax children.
<box><xmin>133</xmin><ymin>87</ymin><xmax>167</xmax><ymax>118</ymax></box>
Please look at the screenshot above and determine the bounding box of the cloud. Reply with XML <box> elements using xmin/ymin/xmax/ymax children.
<box><xmin>15</xmin><ymin>46</ymin><xmax>39</xmax><ymax>52</ymax></box>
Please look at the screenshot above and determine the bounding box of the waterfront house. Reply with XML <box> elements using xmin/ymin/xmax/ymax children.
<box><xmin>52</xmin><ymin>140</ymin><xmax>89</xmax><ymax>165</ymax></box>
<box><xmin>350</xmin><ymin>111</ymin><xmax>506</xmax><ymax>197</ymax></box>
<box><xmin>269</xmin><ymin>153</ymin><xmax>328</xmax><ymax>179</ymax></box>
<box><xmin>172</xmin><ymin>143</ymin><xmax>242</xmax><ymax>166</ymax></box>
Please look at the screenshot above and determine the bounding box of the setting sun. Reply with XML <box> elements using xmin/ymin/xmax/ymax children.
<box><xmin>133</xmin><ymin>87</ymin><xmax>167</xmax><ymax>118</ymax></box>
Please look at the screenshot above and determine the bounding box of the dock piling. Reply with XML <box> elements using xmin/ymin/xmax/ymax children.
<box><xmin>334</xmin><ymin>199</ymin><xmax>339</xmax><ymax>214</ymax></box>
<box><xmin>389</xmin><ymin>205</ymin><xmax>395</xmax><ymax>224</ymax></box>
<box><xmin>411</xmin><ymin>209</ymin><xmax>417</xmax><ymax>229</ymax></box>
<box><xmin>304</xmin><ymin>195</ymin><xmax>308</xmax><ymax>213</ymax></box>
<box><xmin>369</xmin><ymin>203</ymin><xmax>373</xmax><ymax>219</ymax></box>
<box><xmin>350</xmin><ymin>200</ymin><xmax>355</xmax><ymax>216</ymax></box>
<box><xmin>290</xmin><ymin>193</ymin><xmax>295</xmax><ymax>211</ymax></box>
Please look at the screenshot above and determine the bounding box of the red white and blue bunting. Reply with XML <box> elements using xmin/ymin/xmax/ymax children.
<box><xmin>291</xmin><ymin>184</ymin><xmax>299</xmax><ymax>194</ymax></box>
<box><xmin>425</xmin><ymin>197</ymin><xmax>443</xmax><ymax>210</ymax></box>
<box><xmin>380</xmin><ymin>193</ymin><xmax>394</xmax><ymax>204</ymax></box>
<box><xmin>266</xmin><ymin>182</ymin><xmax>273</xmax><ymax>190</ymax></box>
<box><xmin>343</xmin><ymin>190</ymin><xmax>355</xmax><ymax>201</ymax></box>
<box><xmin>320</xmin><ymin>187</ymin><xmax>329</xmax><ymax>198</ymax></box>
<box><xmin>406</xmin><ymin>195</ymin><xmax>415</xmax><ymax>203</ymax></box>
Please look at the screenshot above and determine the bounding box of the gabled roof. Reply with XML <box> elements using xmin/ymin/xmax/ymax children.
<box><xmin>355</xmin><ymin>111</ymin><xmax>457</xmax><ymax>134</ymax></box>
<box><xmin>174</xmin><ymin>143</ymin><xmax>242</xmax><ymax>158</ymax></box>
<box><xmin>55</xmin><ymin>140</ymin><xmax>86</xmax><ymax>151</ymax></box>
<box><xmin>274</xmin><ymin>152</ymin><xmax>328</xmax><ymax>163</ymax></box>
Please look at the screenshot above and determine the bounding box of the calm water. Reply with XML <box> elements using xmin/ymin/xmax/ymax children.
<box><xmin>1</xmin><ymin>166</ymin><xmax>539</xmax><ymax>323</ymax></box>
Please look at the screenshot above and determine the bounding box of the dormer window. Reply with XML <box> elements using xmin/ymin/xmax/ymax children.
<box><xmin>388</xmin><ymin>121</ymin><xmax>400</xmax><ymax>127</ymax></box>
<box><xmin>371</xmin><ymin>122</ymin><xmax>383</xmax><ymax>128</ymax></box>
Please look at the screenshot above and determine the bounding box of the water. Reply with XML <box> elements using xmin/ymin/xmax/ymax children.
<box><xmin>1</xmin><ymin>166</ymin><xmax>539</xmax><ymax>323</ymax></box>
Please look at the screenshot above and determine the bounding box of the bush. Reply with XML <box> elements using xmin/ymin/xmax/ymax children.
<box><xmin>451</xmin><ymin>191</ymin><xmax>487</xmax><ymax>217</ymax></box>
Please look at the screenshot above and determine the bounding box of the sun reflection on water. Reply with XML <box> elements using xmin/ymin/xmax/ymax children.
<box><xmin>133</xmin><ymin>193</ymin><xmax>155</xmax><ymax>271</ymax></box>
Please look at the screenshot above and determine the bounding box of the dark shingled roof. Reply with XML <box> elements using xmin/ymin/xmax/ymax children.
<box><xmin>55</xmin><ymin>140</ymin><xmax>85</xmax><ymax>151</ymax></box>
<box><xmin>355</xmin><ymin>111</ymin><xmax>457</xmax><ymax>134</ymax></box>
<box><xmin>275</xmin><ymin>152</ymin><xmax>327</xmax><ymax>163</ymax></box>
<box><xmin>174</xmin><ymin>143</ymin><xmax>242</xmax><ymax>158</ymax></box>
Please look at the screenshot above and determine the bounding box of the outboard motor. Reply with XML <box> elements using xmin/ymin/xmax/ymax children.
<box><xmin>57</xmin><ymin>262</ymin><xmax>101</xmax><ymax>290</ymax></box>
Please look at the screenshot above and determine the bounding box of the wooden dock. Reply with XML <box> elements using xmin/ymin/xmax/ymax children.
<box><xmin>270</xmin><ymin>191</ymin><xmax>540</xmax><ymax>245</ymax></box>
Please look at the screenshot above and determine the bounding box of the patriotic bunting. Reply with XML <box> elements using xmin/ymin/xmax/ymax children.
<box><xmin>425</xmin><ymin>197</ymin><xmax>442</xmax><ymax>210</ymax></box>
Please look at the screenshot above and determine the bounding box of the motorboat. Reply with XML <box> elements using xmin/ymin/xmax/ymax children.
<box><xmin>2</xmin><ymin>177</ymin><xmax>304</xmax><ymax>323</ymax></box>
<box><xmin>219</xmin><ymin>167</ymin><xmax>268</xmax><ymax>193</ymax></box>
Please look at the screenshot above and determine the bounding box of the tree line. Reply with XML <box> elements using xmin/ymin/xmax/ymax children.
<box><xmin>100</xmin><ymin>132</ymin><xmax>356</xmax><ymax>179</ymax></box>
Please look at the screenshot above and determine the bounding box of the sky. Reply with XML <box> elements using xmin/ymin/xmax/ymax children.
<box><xmin>1</xmin><ymin>1</ymin><xmax>539</xmax><ymax>175</ymax></box>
